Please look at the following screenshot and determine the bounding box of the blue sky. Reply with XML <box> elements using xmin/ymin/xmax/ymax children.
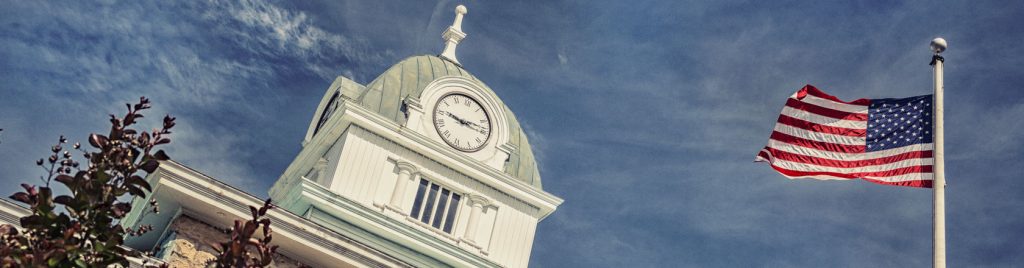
<box><xmin>2</xmin><ymin>0</ymin><xmax>1023</xmax><ymax>267</ymax></box>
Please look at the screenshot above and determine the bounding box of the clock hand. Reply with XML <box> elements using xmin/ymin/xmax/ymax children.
<box><xmin>466</xmin><ymin>122</ymin><xmax>487</xmax><ymax>133</ymax></box>
<box><xmin>456</xmin><ymin>116</ymin><xmax>473</xmax><ymax>127</ymax></box>
<box><xmin>446</xmin><ymin>112</ymin><xmax>469</xmax><ymax>126</ymax></box>
<box><xmin>444</xmin><ymin>111</ymin><xmax>484</xmax><ymax>133</ymax></box>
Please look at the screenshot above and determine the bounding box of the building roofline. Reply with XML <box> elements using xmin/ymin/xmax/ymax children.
<box><xmin>126</xmin><ymin>160</ymin><xmax>414</xmax><ymax>267</ymax></box>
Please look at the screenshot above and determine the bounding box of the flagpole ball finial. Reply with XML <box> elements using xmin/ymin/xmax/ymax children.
<box><xmin>931</xmin><ymin>38</ymin><xmax>947</xmax><ymax>54</ymax></box>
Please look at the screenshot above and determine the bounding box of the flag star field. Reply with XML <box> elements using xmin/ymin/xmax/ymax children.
<box><xmin>867</xmin><ymin>96</ymin><xmax>933</xmax><ymax>151</ymax></box>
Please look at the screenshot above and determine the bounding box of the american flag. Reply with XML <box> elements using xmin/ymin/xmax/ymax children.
<box><xmin>755</xmin><ymin>85</ymin><xmax>934</xmax><ymax>188</ymax></box>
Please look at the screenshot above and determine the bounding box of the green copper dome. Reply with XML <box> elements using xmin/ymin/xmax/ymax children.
<box><xmin>342</xmin><ymin>55</ymin><xmax>541</xmax><ymax>189</ymax></box>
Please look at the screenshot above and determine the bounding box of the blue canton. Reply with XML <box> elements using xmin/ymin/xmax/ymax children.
<box><xmin>866</xmin><ymin>95</ymin><xmax>934</xmax><ymax>152</ymax></box>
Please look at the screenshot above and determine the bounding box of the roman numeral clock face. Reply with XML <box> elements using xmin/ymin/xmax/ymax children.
<box><xmin>433</xmin><ymin>93</ymin><xmax>491</xmax><ymax>152</ymax></box>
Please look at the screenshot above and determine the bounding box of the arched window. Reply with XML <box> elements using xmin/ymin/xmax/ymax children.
<box><xmin>313</xmin><ymin>92</ymin><xmax>340</xmax><ymax>136</ymax></box>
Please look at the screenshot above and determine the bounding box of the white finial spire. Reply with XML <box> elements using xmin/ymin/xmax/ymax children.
<box><xmin>440</xmin><ymin>5</ymin><xmax>468</xmax><ymax>65</ymax></box>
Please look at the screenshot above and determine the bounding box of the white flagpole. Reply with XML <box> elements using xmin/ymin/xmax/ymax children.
<box><xmin>930</xmin><ymin>37</ymin><xmax>947</xmax><ymax>268</ymax></box>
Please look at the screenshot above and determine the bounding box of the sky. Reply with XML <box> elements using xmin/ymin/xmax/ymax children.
<box><xmin>2</xmin><ymin>0</ymin><xmax>1023</xmax><ymax>267</ymax></box>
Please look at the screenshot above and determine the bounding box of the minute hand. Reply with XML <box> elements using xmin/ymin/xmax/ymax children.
<box><xmin>465</xmin><ymin>121</ymin><xmax>487</xmax><ymax>133</ymax></box>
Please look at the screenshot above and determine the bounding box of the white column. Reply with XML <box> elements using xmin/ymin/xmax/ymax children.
<box><xmin>930</xmin><ymin>37</ymin><xmax>947</xmax><ymax>268</ymax></box>
<box><xmin>462</xmin><ymin>194</ymin><xmax>489</xmax><ymax>245</ymax></box>
<box><xmin>389</xmin><ymin>161</ymin><xmax>419</xmax><ymax>209</ymax></box>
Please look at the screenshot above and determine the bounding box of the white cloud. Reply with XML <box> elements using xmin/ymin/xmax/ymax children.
<box><xmin>0</xmin><ymin>0</ymin><xmax>388</xmax><ymax>192</ymax></box>
<box><xmin>210</xmin><ymin>0</ymin><xmax>390</xmax><ymax>80</ymax></box>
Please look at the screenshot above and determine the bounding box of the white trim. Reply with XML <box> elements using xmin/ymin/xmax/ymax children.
<box><xmin>155</xmin><ymin>161</ymin><xmax>411</xmax><ymax>268</ymax></box>
<box><xmin>296</xmin><ymin>179</ymin><xmax>500</xmax><ymax>267</ymax></box>
<box><xmin>0</xmin><ymin>198</ymin><xmax>29</xmax><ymax>226</ymax></box>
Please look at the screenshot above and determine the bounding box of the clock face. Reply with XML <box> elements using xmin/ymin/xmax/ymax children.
<box><xmin>433</xmin><ymin>93</ymin><xmax>491</xmax><ymax>152</ymax></box>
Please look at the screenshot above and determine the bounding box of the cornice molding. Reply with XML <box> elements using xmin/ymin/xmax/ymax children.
<box><xmin>292</xmin><ymin>176</ymin><xmax>502</xmax><ymax>268</ymax></box>
<box><xmin>153</xmin><ymin>161</ymin><xmax>410</xmax><ymax>268</ymax></box>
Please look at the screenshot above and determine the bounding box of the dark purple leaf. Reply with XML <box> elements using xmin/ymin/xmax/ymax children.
<box><xmin>163</xmin><ymin>115</ymin><xmax>175</xmax><ymax>127</ymax></box>
<box><xmin>112</xmin><ymin>202</ymin><xmax>131</xmax><ymax>217</ymax></box>
<box><xmin>21</xmin><ymin>183</ymin><xmax>35</xmax><ymax>194</ymax></box>
<box><xmin>0</xmin><ymin>224</ymin><xmax>19</xmax><ymax>236</ymax></box>
<box><xmin>20</xmin><ymin>215</ymin><xmax>42</xmax><ymax>227</ymax></box>
<box><xmin>139</xmin><ymin>132</ymin><xmax>150</xmax><ymax>145</ymax></box>
<box><xmin>55</xmin><ymin>174</ymin><xmax>74</xmax><ymax>186</ymax></box>
<box><xmin>110</xmin><ymin>128</ymin><xmax>123</xmax><ymax>141</ymax></box>
<box><xmin>38</xmin><ymin>187</ymin><xmax>51</xmax><ymax>198</ymax></box>
<box><xmin>153</xmin><ymin>150</ymin><xmax>170</xmax><ymax>161</ymax></box>
<box><xmin>10</xmin><ymin>192</ymin><xmax>30</xmax><ymax>203</ymax></box>
<box><xmin>126</xmin><ymin>175</ymin><xmax>152</xmax><ymax>192</ymax></box>
<box><xmin>124</xmin><ymin>113</ymin><xmax>136</xmax><ymax>125</ymax></box>
<box><xmin>126</xmin><ymin>185</ymin><xmax>145</xmax><ymax>197</ymax></box>
<box><xmin>54</xmin><ymin>195</ymin><xmax>73</xmax><ymax>205</ymax></box>
<box><xmin>140</xmin><ymin>159</ymin><xmax>159</xmax><ymax>173</ymax></box>
<box><xmin>89</xmin><ymin>134</ymin><xmax>109</xmax><ymax>148</ymax></box>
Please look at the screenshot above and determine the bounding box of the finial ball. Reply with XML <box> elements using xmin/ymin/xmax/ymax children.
<box><xmin>456</xmin><ymin>5</ymin><xmax>467</xmax><ymax>15</ymax></box>
<box><xmin>930</xmin><ymin>38</ymin><xmax>947</xmax><ymax>54</ymax></box>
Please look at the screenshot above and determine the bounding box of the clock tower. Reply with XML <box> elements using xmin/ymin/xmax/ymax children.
<box><xmin>268</xmin><ymin>5</ymin><xmax>563</xmax><ymax>268</ymax></box>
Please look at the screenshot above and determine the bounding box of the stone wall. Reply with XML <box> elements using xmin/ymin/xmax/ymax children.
<box><xmin>160</xmin><ymin>215</ymin><xmax>307</xmax><ymax>268</ymax></box>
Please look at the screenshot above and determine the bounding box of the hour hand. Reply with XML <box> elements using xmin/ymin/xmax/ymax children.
<box><xmin>446</xmin><ymin>112</ymin><xmax>469</xmax><ymax>125</ymax></box>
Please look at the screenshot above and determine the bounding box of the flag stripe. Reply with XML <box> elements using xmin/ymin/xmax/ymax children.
<box><xmin>758</xmin><ymin>155</ymin><xmax>934</xmax><ymax>182</ymax></box>
<box><xmin>801</xmin><ymin>85</ymin><xmax>872</xmax><ymax>106</ymax></box>
<box><xmin>761</xmin><ymin>152</ymin><xmax>932</xmax><ymax>174</ymax></box>
<box><xmin>770</xmin><ymin>131</ymin><xmax>865</xmax><ymax>153</ymax></box>
<box><xmin>774</xmin><ymin>123</ymin><xmax>865</xmax><ymax>145</ymax></box>
<box><xmin>766</xmin><ymin>139</ymin><xmax>933</xmax><ymax>160</ymax></box>
<box><xmin>761</xmin><ymin>146</ymin><xmax>932</xmax><ymax>168</ymax></box>
<box><xmin>800</xmin><ymin>94</ymin><xmax>870</xmax><ymax>114</ymax></box>
<box><xmin>758</xmin><ymin>152</ymin><xmax>933</xmax><ymax>179</ymax></box>
<box><xmin>866</xmin><ymin>173</ymin><xmax>934</xmax><ymax>183</ymax></box>
<box><xmin>777</xmin><ymin>114</ymin><xmax>866</xmax><ymax>137</ymax></box>
<box><xmin>785</xmin><ymin>98</ymin><xmax>868</xmax><ymax>121</ymax></box>
<box><xmin>762</xmin><ymin>160</ymin><xmax>933</xmax><ymax>187</ymax></box>
<box><xmin>780</xmin><ymin>106</ymin><xmax>866</xmax><ymax>129</ymax></box>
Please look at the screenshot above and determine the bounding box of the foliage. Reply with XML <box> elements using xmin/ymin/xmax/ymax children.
<box><xmin>210</xmin><ymin>199</ymin><xmax>279</xmax><ymax>268</ymax></box>
<box><xmin>0</xmin><ymin>97</ymin><xmax>174</xmax><ymax>267</ymax></box>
